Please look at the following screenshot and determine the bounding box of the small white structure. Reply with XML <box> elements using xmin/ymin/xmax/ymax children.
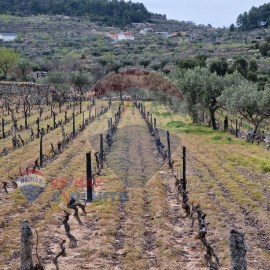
<box><xmin>107</xmin><ymin>32</ymin><xmax>134</xmax><ymax>42</ymax></box>
<box><xmin>140</xmin><ymin>28</ymin><xmax>153</xmax><ymax>35</ymax></box>
<box><xmin>0</xmin><ymin>33</ymin><xmax>17</xmax><ymax>42</ymax></box>
<box><xmin>117</xmin><ymin>32</ymin><xmax>135</xmax><ymax>41</ymax></box>
<box><xmin>156</xmin><ymin>32</ymin><xmax>169</xmax><ymax>37</ymax></box>
<box><xmin>32</xmin><ymin>71</ymin><xmax>47</xmax><ymax>79</ymax></box>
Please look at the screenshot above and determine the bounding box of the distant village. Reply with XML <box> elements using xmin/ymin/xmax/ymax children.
<box><xmin>106</xmin><ymin>24</ymin><xmax>190</xmax><ymax>42</ymax></box>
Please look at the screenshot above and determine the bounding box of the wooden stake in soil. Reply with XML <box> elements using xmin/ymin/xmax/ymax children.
<box><xmin>167</xmin><ymin>131</ymin><xmax>172</xmax><ymax>169</ymax></box>
<box><xmin>65</xmin><ymin>111</ymin><xmax>67</xmax><ymax>124</ymax></box>
<box><xmin>23</xmin><ymin>102</ymin><xmax>28</xmax><ymax>128</ymax></box>
<box><xmin>230</xmin><ymin>230</ymin><xmax>247</xmax><ymax>270</ymax></box>
<box><xmin>182</xmin><ymin>146</ymin><xmax>187</xmax><ymax>191</ymax></box>
<box><xmin>154</xmin><ymin>118</ymin><xmax>157</xmax><ymax>129</ymax></box>
<box><xmin>86</xmin><ymin>152</ymin><xmax>92</xmax><ymax>202</ymax></box>
<box><xmin>72</xmin><ymin>112</ymin><xmax>75</xmax><ymax>136</ymax></box>
<box><xmin>36</xmin><ymin>118</ymin><xmax>40</xmax><ymax>139</ymax></box>
<box><xmin>100</xmin><ymin>134</ymin><xmax>104</xmax><ymax>169</ymax></box>
<box><xmin>1</xmin><ymin>118</ymin><xmax>5</xmax><ymax>138</ymax></box>
<box><xmin>236</xmin><ymin>119</ymin><xmax>238</xmax><ymax>138</ymax></box>
<box><xmin>53</xmin><ymin>112</ymin><xmax>56</xmax><ymax>129</ymax></box>
<box><xmin>20</xmin><ymin>220</ymin><xmax>34</xmax><ymax>270</ymax></box>
<box><xmin>40</xmin><ymin>133</ymin><xmax>43</xmax><ymax>168</ymax></box>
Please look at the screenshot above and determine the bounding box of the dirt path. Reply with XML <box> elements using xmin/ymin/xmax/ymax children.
<box><xmin>105</xmin><ymin>104</ymin><xmax>209</xmax><ymax>270</ymax></box>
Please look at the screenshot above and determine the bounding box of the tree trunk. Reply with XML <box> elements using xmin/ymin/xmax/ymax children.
<box><xmin>210</xmin><ymin>109</ymin><xmax>217</xmax><ymax>130</ymax></box>
<box><xmin>120</xmin><ymin>89</ymin><xmax>123</xmax><ymax>105</ymax></box>
<box><xmin>191</xmin><ymin>111</ymin><xmax>199</xmax><ymax>124</ymax></box>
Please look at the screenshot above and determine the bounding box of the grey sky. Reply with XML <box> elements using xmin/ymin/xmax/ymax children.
<box><xmin>138</xmin><ymin>0</ymin><xmax>268</xmax><ymax>27</ymax></box>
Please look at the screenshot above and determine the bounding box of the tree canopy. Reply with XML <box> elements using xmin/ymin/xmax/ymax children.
<box><xmin>0</xmin><ymin>0</ymin><xmax>151</xmax><ymax>26</ymax></box>
<box><xmin>174</xmin><ymin>67</ymin><xmax>225</xmax><ymax>129</ymax></box>
<box><xmin>0</xmin><ymin>47</ymin><xmax>20</xmax><ymax>79</ymax></box>
<box><xmin>236</xmin><ymin>4</ymin><xmax>270</xmax><ymax>30</ymax></box>
<box><xmin>218</xmin><ymin>79</ymin><xmax>270</xmax><ymax>132</ymax></box>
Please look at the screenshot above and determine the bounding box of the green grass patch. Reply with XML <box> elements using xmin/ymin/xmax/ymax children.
<box><xmin>228</xmin><ymin>155</ymin><xmax>270</xmax><ymax>173</ymax></box>
<box><xmin>166</xmin><ymin>120</ymin><xmax>216</xmax><ymax>134</ymax></box>
<box><xmin>152</xmin><ymin>111</ymin><xmax>172</xmax><ymax>117</ymax></box>
<box><xmin>208</xmin><ymin>135</ymin><xmax>246</xmax><ymax>145</ymax></box>
<box><xmin>0</xmin><ymin>14</ymin><xmax>20</xmax><ymax>21</ymax></box>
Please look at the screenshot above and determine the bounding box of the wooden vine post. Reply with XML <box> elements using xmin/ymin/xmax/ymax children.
<box><xmin>182</xmin><ymin>146</ymin><xmax>187</xmax><ymax>191</ymax></box>
<box><xmin>53</xmin><ymin>112</ymin><xmax>56</xmax><ymax>129</ymax></box>
<box><xmin>23</xmin><ymin>101</ymin><xmax>28</xmax><ymax>128</ymax></box>
<box><xmin>236</xmin><ymin>119</ymin><xmax>238</xmax><ymax>138</ymax></box>
<box><xmin>20</xmin><ymin>220</ymin><xmax>34</xmax><ymax>270</ymax></box>
<box><xmin>100</xmin><ymin>134</ymin><xmax>104</xmax><ymax>169</ymax></box>
<box><xmin>72</xmin><ymin>112</ymin><xmax>75</xmax><ymax>136</ymax></box>
<box><xmin>50</xmin><ymin>103</ymin><xmax>53</xmax><ymax>117</ymax></box>
<box><xmin>36</xmin><ymin>118</ymin><xmax>40</xmax><ymax>139</ymax></box>
<box><xmin>1</xmin><ymin>118</ymin><xmax>5</xmax><ymax>139</ymax></box>
<box><xmin>40</xmin><ymin>133</ymin><xmax>43</xmax><ymax>168</ymax></box>
<box><xmin>65</xmin><ymin>111</ymin><xmax>67</xmax><ymax>124</ymax></box>
<box><xmin>167</xmin><ymin>131</ymin><xmax>172</xmax><ymax>169</ymax></box>
<box><xmin>86</xmin><ymin>152</ymin><xmax>92</xmax><ymax>202</ymax></box>
<box><xmin>230</xmin><ymin>230</ymin><xmax>247</xmax><ymax>270</ymax></box>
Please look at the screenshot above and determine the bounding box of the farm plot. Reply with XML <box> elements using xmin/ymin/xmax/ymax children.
<box><xmin>1</xmin><ymin>100</ymin><xmax>269</xmax><ymax>270</ymax></box>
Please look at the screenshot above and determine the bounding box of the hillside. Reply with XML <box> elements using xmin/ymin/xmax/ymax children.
<box><xmin>0</xmin><ymin>0</ymin><xmax>151</xmax><ymax>27</ymax></box>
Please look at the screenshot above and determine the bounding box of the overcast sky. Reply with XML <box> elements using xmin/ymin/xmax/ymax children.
<box><xmin>138</xmin><ymin>0</ymin><xmax>269</xmax><ymax>27</ymax></box>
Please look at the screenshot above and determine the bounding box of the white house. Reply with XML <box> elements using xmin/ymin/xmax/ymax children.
<box><xmin>156</xmin><ymin>32</ymin><xmax>169</xmax><ymax>37</ymax></box>
<box><xmin>117</xmin><ymin>32</ymin><xmax>135</xmax><ymax>41</ymax></box>
<box><xmin>140</xmin><ymin>28</ymin><xmax>153</xmax><ymax>35</ymax></box>
<box><xmin>107</xmin><ymin>32</ymin><xmax>135</xmax><ymax>42</ymax></box>
<box><xmin>0</xmin><ymin>33</ymin><xmax>17</xmax><ymax>42</ymax></box>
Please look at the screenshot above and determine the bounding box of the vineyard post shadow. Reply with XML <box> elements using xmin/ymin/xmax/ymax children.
<box><xmin>86</xmin><ymin>152</ymin><xmax>93</xmax><ymax>202</ymax></box>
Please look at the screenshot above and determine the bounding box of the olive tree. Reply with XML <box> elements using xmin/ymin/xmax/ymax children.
<box><xmin>0</xmin><ymin>47</ymin><xmax>20</xmax><ymax>79</ymax></box>
<box><xmin>174</xmin><ymin>67</ymin><xmax>225</xmax><ymax>129</ymax></box>
<box><xmin>218</xmin><ymin>79</ymin><xmax>270</xmax><ymax>132</ymax></box>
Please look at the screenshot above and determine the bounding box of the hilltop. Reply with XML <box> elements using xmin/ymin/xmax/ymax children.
<box><xmin>0</xmin><ymin>0</ymin><xmax>151</xmax><ymax>27</ymax></box>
